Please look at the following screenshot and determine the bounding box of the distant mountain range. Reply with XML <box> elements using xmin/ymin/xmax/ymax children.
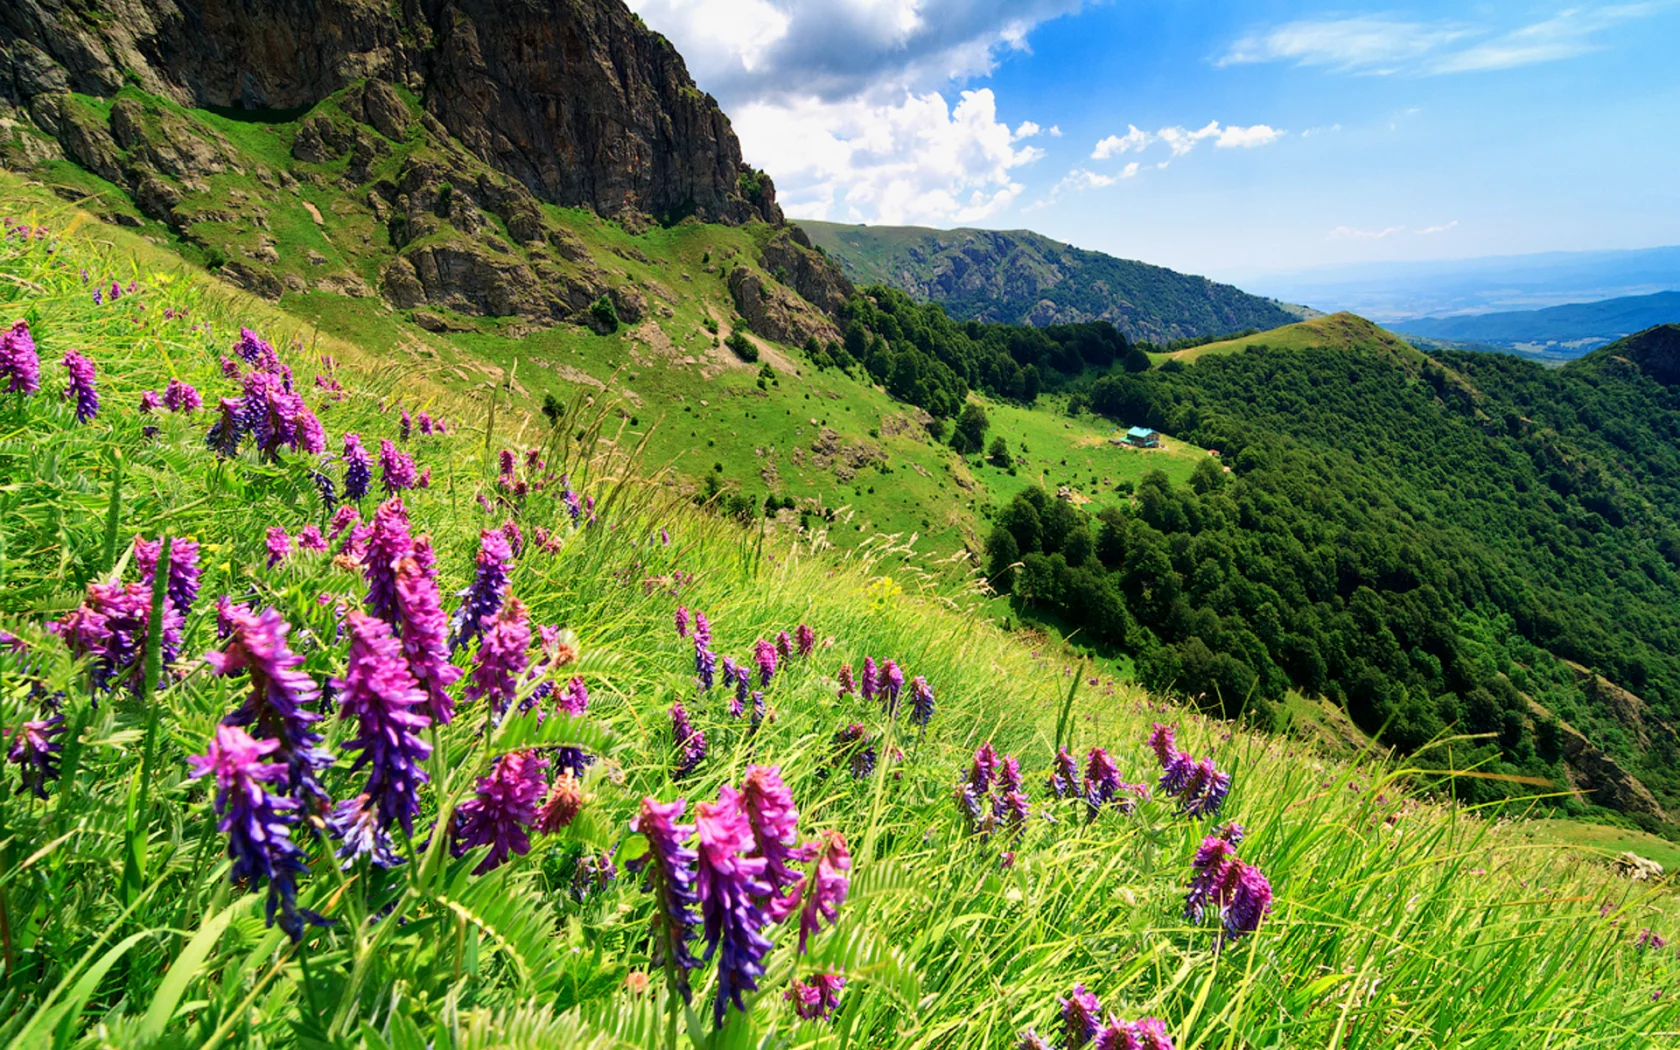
<box><xmin>799</xmin><ymin>220</ymin><xmax>1302</xmax><ymax>345</ymax></box>
<box><xmin>1392</xmin><ymin>291</ymin><xmax>1680</xmax><ymax>359</ymax></box>
<box><xmin>1239</xmin><ymin>245</ymin><xmax>1680</xmax><ymax>321</ymax></box>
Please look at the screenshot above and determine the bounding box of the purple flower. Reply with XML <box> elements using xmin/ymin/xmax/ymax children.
<box><xmin>500</xmin><ymin>519</ymin><xmax>523</xmax><ymax>557</ymax></box>
<box><xmin>395</xmin><ymin>539</ymin><xmax>462</xmax><ymax>725</ymax></box>
<box><xmin>7</xmin><ymin>714</ymin><xmax>65</xmax><ymax>798</ymax></box>
<box><xmin>1060</xmin><ymin>984</ymin><xmax>1104</xmax><ymax>1050</ymax></box>
<box><xmin>786</xmin><ymin>973</ymin><xmax>845</xmax><ymax>1021</ymax></box>
<box><xmin>909</xmin><ymin>675</ymin><xmax>935</xmax><ymax>728</ymax></box>
<box><xmin>333</xmin><ymin>611</ymin><xmax>431</xmax><ymax>836</ymax></box>
<box><xmin>1636</xmin><ymin>928</ymin><xmax>1669</xmax><ymax>951</ymax></box>
<box><xmin>994</xmin><ymin>787</ymin><xmax>1030</xmax><ymax>837</ymax></box>
<box><xmin>206</xmin><ymin>397</ymin><xmax>240</xmax><ymax>456</ymax></box>
<box><xmin>61</xmin><ymin>349</ymin><xmax>97</xmax><ymax>422</ymax></box>
<box><xmin>1017</xmin><ymin>1030</ymin><xmax>1053</xmax><ymax>1050</ymax></box>
<box><xmin>399</xmin><ymin>408</ymin><xmax>411</xmax><ymax>442</ymax></box>
<box><xmin>1082</xmin><ymin>747</ymin><xmax>1121</xmax><ymax>821</ymax></box>
<box><xmin>754</xmin><ymin>638</ymin><xmax>778</xmax><ymax>688</ymax></box>
<box><xmin>675</xmin><ymin>606</ymin><xmax>690</xmax><ymax>638</ymax></box>
<box><xmin>139</xmin><ymin>389</ymin><xmax>164</xmax><ymax>414</ymax></box>
<box><xmin>207</xmin><ymin>605</ymin><xmax>332</xmax><ymax>805</ymax></box>
<box><xmin>837</xmin><ymin>663</ymin><xmax>855</xmax><ymax>697</ymax></box>
<box><xmin>881</xmin><ymin>660</ymin><xmax>904</xmax><ymax>713</ymax></box>
<box><xmin>695</xmin><ymin>640</ymin><xmax>718</xmax><ymax>691</ymax></box>
<box><xmin>1184</xmin><ymin>836</ymin><xmax>1238</xmax><ymax>924</ymax></box>
<box><xmin>296</xmin><ymin>525</ymin><xmax>328</xmax><ymax>554</ymax></box>
<box><xmin>266</xmin><ymin>526</ymin><xmax>291</xmax><ymax>567</ymax></box>
<box><xmin>1148</xmin><ymin>723</ymin><xmax>1177</xmax><ymax>767</ymax></box>
<box><xmin>1178</xmin><ymin>758</ymin><xmax>1231</xmax><ymax>818</ymax></box>
<box><xmin>792</xmin><ymin>829</ymin><xmax>850</xmax><ymax>953</ymax></box>
<box><xmin>325</xmin><ymin>794</ymin><xmax>402</xmax><ymax>868</ymax></box>
<box><xmin>51</xmin><ymin>581</ymin><xmax>181</xmax><ymax>691</ymax></box>
<box><xmin>795</xmin><ymin>624</ymin><xmax>815</xmax><ymax>657</ymax></box>
<box><xmin>1216</xmin><ymin>821</ymin><xmax>1245</xmax><ymax>845</ymax></box>
<box><xmin>342</xmin><ymin>433</ymin><xmax>373</xmax><ymax>501</ymax></box>
<box><xmin>417</xmin><ymin>411</ymin><xmax>434</xmax><ymax>435</ymax></box>
<box><xmin>0</xmin><ymin>320</ymin><xmax>40</xmax><ymax>395</ymax></box>
<box><xmin>775</xmin><ymin>630</ymin><xmax>794</xmax><ymax>661</ymax></box>
<box><xmin>451</xmin><ymin>528</ymin><xmax>513</xmax><ymax>653</ymax></box>
<box><xmin>629</xmin><ymin>797</ymin><xmax>701</xmax><ymax>1000</ymax></box>
<box><xmin>1049</xmin><ymin>748</ymin><xmax>1079</xmax><ymax>799</ymax></box>
<box><xmin>741</xmin><ymin>765</ymin><xmax>813</xmax><ymax>899</ymax></box>
<box><xmin>1158</xmin><ymin>750</ymin><xmax>1195</xmax><ymax>797</ymax></box>
<box><xmin>751</xmin><ymin>691</ymin><xmax>766</xmax><ymax>729</ymax></box>
<box><xmin>133</xmin><ymin>536</ymin><xmax>201</xmax><ymax>619</ymax></box>
<box><xmin>860</xmin><ymin>657</ymin><xmax>878</xmax><ymax>703</ymax></box>
<box><xmin>693</xmin><ymin>610</ymin><xmax>711</xmax><ymax>648</ymax></box>
<box><xmin>465</xmin><ymin>597</ymin><xmax>531</xmax><ymax>715</ymax></box>
<box><xmin>558</xmin><ymin>676</ymin><xmax>590</xmax><ymax>716</ymax></box>
<box><xmin>998</xmin><ymin>754</ymin><xmax>1023</xmax><ymax>794</ymax></box>
<box><xmin>163</xmin><ymin>378</ymin><xmax>201</xmax><ymax>413</ymax></box>
<box><xmin>379</xmin><ymin>439</ymin><xmax>417</xmax><ymax>494</ymax></box>
<box><xmin>1223</xmin><ymin>862</ymin><xmax>1272</xmax><ymax>942</ymax></box>
<box><xmin>328</xmin><ymin>506</ymin><xmax>360</xmax><ymax>544</ymax></box>
<box><xmin>235</xmin><ymin>327</ymin><xmax>271</xmax><ymax>364</ymax></box>
<box><xmin>672</xmin><ymin>701</ymin><xmax>707</xmax><ymax>780</ymax></box>
<box><xmin>696</xmin><ymin>784</ymin><xmax>775</xmax><ymax>1027</ymax></box>
<box><xmin>1129</xmin><ymin>1018</ymin><xmax>1176</xmax><ymax>1050</ymax></box>
<box><xmin>187</xmin><ymin>724</ymin><xmax>322</xmax><ymax>940</ymax></box>
<box><xmin>361</xmin><ymin>498</ymin><xmax>413</xmax><ymax>625</ymax></box>
<box><xmin>833</xmin><ymin>723</ymin><xmax>876</xmax><ymax>780</ymax></box>
<box><xmin>453</xmin><ymin>749</ymin><xmax>548</xmax><ymax>874</ymax></box>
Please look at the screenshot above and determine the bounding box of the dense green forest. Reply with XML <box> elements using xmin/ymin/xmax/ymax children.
<box><xmin>832</xmin><ymin>285</ymin><xmax>1138</xmax><ymax>417</ymax></box>
<box><xmin>986</xmin><ymin>326</ymin><xmax>1680</xmax><ymax>829</ymax></box>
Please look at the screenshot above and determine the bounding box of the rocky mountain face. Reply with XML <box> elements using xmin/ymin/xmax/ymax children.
<box><xmin>803</xmin><ymin>220</ymin><xmax>1300</xmax><ymax>345</ymax></box>
<box><xmin>0</xmin><ymin>0</ymin><xmax>777</xmax><ymax>226</ymax></box>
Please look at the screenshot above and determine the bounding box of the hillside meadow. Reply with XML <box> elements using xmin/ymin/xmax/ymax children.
<box><xmin>0</xmin><ymin>188</ymin><xmax>1676</xmax><ymax>1050</ymax></box>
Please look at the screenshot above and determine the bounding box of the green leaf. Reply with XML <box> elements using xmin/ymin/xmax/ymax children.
<box><xmin>136</xmin><ymin>896</ymin><xmax>252</xmax><ymax>1043</ymax></box>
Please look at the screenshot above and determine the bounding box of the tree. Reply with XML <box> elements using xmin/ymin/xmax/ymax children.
<box><xmin>987</xmin><ymin>436</ymin><xmax>1012</xmax><ymax>468</ymax></box>
<box><xmin>950</xmin><ymin>402</ymin><xmax>989</xmax><ymax>454</ymax></box>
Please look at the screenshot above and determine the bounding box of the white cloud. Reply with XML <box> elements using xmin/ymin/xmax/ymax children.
<box><xmin>1092</xmin><ymin>124</ymin><xmax>1152</xmax><ymax>158</ymax></box>
<box><xmin>1300</xmin><ymin>123</ymin><xmax>1343</xmax><ymax>138</ymax></box>
<box><xmin>1215</xmin><ymin>124</ymin><xmax>1284</xmax><ymax>149</ymax></box>
<box><xmin>1048</xmin><ymin>124</ymin><xmax>1063</xmax><ymax>137</ymax></box>
<box><xmin>734</xmin><ymin>88</ymin><xmax>1046</xmax><ymax>226</ymax></box>
<box><xmin>1217</xmin><ymin>6</ymin><xmax>1666</xmax><ymax>76</ymax></box>
<box><xmin>1158</xmin><ymin>121</ymin><xmax>1224</xmax><ymax>156</ymax></box>
<box><xmin>1418</xmin><ymin>220</ymin><xmax>1460</xmax><ymax>235</ymax></box>
<box><xmin>1328</xmin><ymin>225</ymin><xmax>1406</xmax><ymax>240</ymax></box>
<box><xmin>1013</xmin><ymin>121</ymin><xmax>1042</xmax><ymax>140</ymax></box>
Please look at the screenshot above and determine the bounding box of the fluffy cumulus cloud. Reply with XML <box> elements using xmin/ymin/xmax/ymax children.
<box><xmin>733</xmin><ymin>88</ymin><xmax>1046</xmax><ymax>225</ymax></box>
<box><xmin>1219</xmin><ymin>5</ymin><xmax>1664</xmax><ymax>76</ymax></box>
<box><xmin>627</xmin><ymin>0</ymin><xmax>1084</xmax><ymax>225</ymax></box>
<box><xmin>1092</xmin><ymin>121</ymin><xmax>1284</xmax><ymax>160</ymax></box>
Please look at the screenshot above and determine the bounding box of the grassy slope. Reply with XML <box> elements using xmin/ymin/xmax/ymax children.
<box><xmin>1157</xmin><ymin>312</ymin><xmax>1429</xmax><ymax>365</ymax></box>
<box><xmin>1</xmin><ymin>166</ymin><xmax>1677</xmax><ymax>1050</ymax></box>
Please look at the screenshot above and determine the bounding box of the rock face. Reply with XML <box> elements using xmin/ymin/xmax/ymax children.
<box><xmin>764</xmin><ymin>227</ymin><xmax>853</xmax><ymax>314</ymax></box>
<box><xmin>728</xmin><ymin>266</ymin><xmax>839</xmax><ymax>349</ymax></box>
<box><xmin>1526</xmin><ymin>696</ymin><xmax>1667</xmax><ymax>822</ymax></box>
<box><xmin>0</xmin><ymin>0</ymin><xmax>776</xmax><ymax>225</ymax></box>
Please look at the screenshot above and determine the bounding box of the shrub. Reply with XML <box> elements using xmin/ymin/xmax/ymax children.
<box><xmin>590</xmin><ymin>295</ymin><xmax>619</xmax><ymax>333</ymax></box>
<box><xmin>726</xmin><ymin>331</ymin><xmax>757</xmax><ymax>363</ymax></box>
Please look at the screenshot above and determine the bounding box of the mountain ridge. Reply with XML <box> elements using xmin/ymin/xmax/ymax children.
<box><xmin>801</xmin><ymin>218</ymin><xmax>1303</xmax><ymax>345</ymax></box>
<box><xmin>1392</xmin><ymin>290</ymin><xmax>1680</xmax><ymax>356</ymax></box>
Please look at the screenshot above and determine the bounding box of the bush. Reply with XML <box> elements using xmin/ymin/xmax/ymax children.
<box><xmin>726</xmin><ymin>331</ymin><xmax>758</xmax><ymax>363</ymax></box>
<box><xmin>590</xmin><ymin>295</ymin><xmax>619</xmax><ymax>333</ymax></box>
<box><xmin>987</xmin><ymin>436</ymin><xmax>1012</xmax><ymax>468</ymax></box>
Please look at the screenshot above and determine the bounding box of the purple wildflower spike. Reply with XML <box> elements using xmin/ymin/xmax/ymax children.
<box><xmin>451</xmin><ymin>528</ymin><xmax>513</xmax><ymax>653</ymax></box>
<box><xmin>695</xmin><ymin>639</ymin><xmax>717</xmax><ymax>691</ymax></box>
<box><xmin>675</xmin><ymin>606</ymin><xmax>690</xmax><ymax>638</ymax></box>
<box><xmin>754</xmin><ymin>638</ymin><xmax>778</xmax><ymax>688</ymax></box>
<box><xmin>693</xmin><ymin>611</ymin><xmax>711</xmax><ymax>648</ymax></box>
<box><xmin>325</xmin><ymin>794</ymin><xmax>402</xmax><ymax>868</ymax></box>
<box><xmin>187</xmin><ymin>724</ymin><xmax>322</xmax><ymax>940</ymax></box>
<box><xmin>1223</xmin><ymin>862</ymin><xmax>1272</xmax><ymax>942</ymax></box>
<box><xmin>399</xmin><ymin>408</ymin><xmax>411</xmax><ymax>442</ymax></box>
<box><xmin>629</xmin><ymin>797</ymin><xmax>702</xmax><ymax>1001</ymax></box>
<box><xmin>361</xmin><ymin>498</ymin><xmax>414</xmax><ymax>625</ymax></box>
<box><xmin>909</xmin><ymin>675</ymin><xmax>935</xmax><ymax>728</ymax></box>
<box><xmin>786</xmin><ymin>973</ymin><xmax>845</xmax><ymax>1021</ymax></box>
<box><xmin>1179</xmin><ymin>757</ymin><xmax>1231</xmax><ymax>818</ymax></box>
<box><xmin>672</xmin><ymin>701</ymin><xmax>707</xmax><ymax>780</ymax></box>
<box><xmin>133</xmin><ymin>536</ymin><xmax>201</xmax><ymax>619</ymax></box>
<box><xmin>342</xmin><ymin>433</ymin><xmax>373</xmax><ymax>501</ymax></box>
<box><xmin>465</xmin><ymin>597</ymin><xmax>531</xmax><ymax>715</ymax></box>
<box><xmin>696</xmin><ymin>784</ymin><xmax>775</xmax><ymax>1027</ymax></box>
<box><xmin>452</xmin><ymin>749</ymin><xmax>548</xmax><ymax>874</ymax></box>
<box><xmin>500</xmin><ymin>519</ymin><xmax>522</xmax><ymax>556</ymax></box>
<box><xmin>1130</xmin><ymin>1017</ymin><xmax>1176</xmax><ymax>1050</ymax></box>
<box><xmin>51</xmin><ymin>580</ymin><xmax>182</xmax><ymax>691</ymax></box>
<box><xmin>207</xmin><ymin>397</ymin><xmax>241</xmax><ymax>456</ymax></box>
<box><xmin>734</xmin><ymin>665</ymin><xmax>751</xmax><ymax>716</ymax></box>
<box><xmin>559</xmin><ymin>676</ymin><xmax>589</xmax><ymax>716</ymax></box>
<box><xmin>7</xmin><ymin>715</ymin><xmax>65</xmax><ymax>798</ymax></box>
<box><xmin>0</xmin><ymin>320</ymin><xmax>39</xmax><ymax>395</ymax></box>
<box><xmin>1017</xmin><ymin>1030</ymin><xmax>1053</xmax><ymax>1050</ymax></box>
<box><xmin>1060</xmin><ymin>984</ymin><xmax>1104</xmax><ymax>1050</ymax></box>
<box><xmin>1082</xmin><ymin>747</ymin><xmax>1121</xmax><ymax>821</ymax></box>
<box><xmin>328</xmin><ymin>506</ymin><xmax>360</xmax><ymax>543</ymax></box>
<box><xmin>833</xmin><ymin>724</ymin><xmax>877</xmax><ymax>780</ymax></box>
<box><xmin>61</xmin><ymin>350</ymin><xmax>97</xmax><ymax>422</ymax></box>
<box><xmin>793</xmin><ymin>829</ymin><xmax>850</xmax><ymax>953</ymax></box>
<box><xmin>266</xmin><ymin>526</ymin><xmax>291</xmax><ymax>567</ymax></box>
<box><xmin>416</xmin><ymin>411</ymin><xmax>433</xmax><ymax>435</ymax></box>
<box><xmin>861</xmin><ymin>657</ymin><xmax>878</xmax><ymax>703</ymax></box>
<box><xmin>1158</xmin><ymin>750</ymin><xmax>1195</xmax><ymax>796</ymax></box>
<box><xmin>741</xmin><ymin>765</ymin><xmax>813</xmax><ymax>899</ymax></box>
<box><xmin>396</xmin><ymin>539</ymin><xmax>461</xmax><ymax>725</ymax></box>
<box><xmin>296</xmin><ymin>525</ymin><xmax>328</xmax><ymax>554</ymax></box>
<box><xmin>837</xmin><ymin>663</ymin><xmax>855</xmax><ymax>697</ymax></box>
<box><xmin>881</xmin><ymin>660</ymin><xmax>904</xmax><ymax>713</ymax></box>
<box><xmin>207</xmin><ymin>605</ymin><xmax>332</xmax><ymax>804</ymax></box>
<box><xmin>139</xmin><ymin>389</ymin><xmax>164</xmax><ymax>414</ymax></box>
<box><xmin>795</xmin><ymin>624</ymin><xmax>815</xmax><ymax>657</ymax></box>
<box><xmin>775</xmin><ymin>630</ymin><xmax>793</xmax><ymax>661</ymax></box>
<box><xmin>1184</xmin><ymin>836</ymin><xmax>1238</xmax><ymax>924</ymax></box>
<box><xmin>333</xmin><ymin>611</ymin><xmax>431</xmax><ymax>836</ymax></box>
<box><xmin>378</xmin><ymin>438</ymin><xmax>417</xmax><ymax>494</ymax></box>
<box><xmin>163</xmin><ymin>378</ymin><xmax>201</xmax><ymax>413</ymax></box>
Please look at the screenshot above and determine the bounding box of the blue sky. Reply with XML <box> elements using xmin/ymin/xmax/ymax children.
<box><xmin>628</xmin><ymin>1</ymin><xmax>1680</xmax><ymax>281</ymax></box>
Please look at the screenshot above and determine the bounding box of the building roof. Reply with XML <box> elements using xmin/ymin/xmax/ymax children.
<box><xmin>1126</xmin><ymin>426</ymin><xmax>1157</xmax><ymax>438</ymax></box>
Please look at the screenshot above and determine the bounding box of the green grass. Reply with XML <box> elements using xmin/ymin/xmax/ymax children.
<box><xmin>1153</xmin><ymin>313</ymin><xmax>1427</xmax><ymax>365</ymax></box>
<box><xmin>0</xmin><ymin>172</ymin><xmax>1677</xmax><ymax>1050</ymax></box>
<box><xmin>1511</xmin><ymin>820</ymin><xmax>1680</xmax><ymax>874</ymax></box>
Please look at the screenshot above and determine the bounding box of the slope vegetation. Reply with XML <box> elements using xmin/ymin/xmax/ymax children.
<box><xmin>801</xmin><ymin>220</ymin><xmax>1299</xmax><ymax>344</ymax></box>
<box><xmin>0</xmin><ymin>168</ymin><xmax>1674</xmax><ymax>1050</ymax></box>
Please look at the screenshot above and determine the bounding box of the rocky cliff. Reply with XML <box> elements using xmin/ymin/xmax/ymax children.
<box><xmin>0</xmin><ymin>0</ymin><xmax>777</xmax><ymax>225</ymax></box>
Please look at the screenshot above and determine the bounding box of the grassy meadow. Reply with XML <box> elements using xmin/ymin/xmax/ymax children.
<box><xmin>0</xmin><ymin>187</ymin><xmax>1677</xmax><ymax>1050</ymax></box>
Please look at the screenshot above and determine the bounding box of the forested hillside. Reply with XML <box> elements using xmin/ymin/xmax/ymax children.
<box><xmin>988</xmin><ymin>325</ymin><xmax>1680</xmax><ymax>830</ymax></box>
<box><xmin>802</xmin><ymin>221</ymin><xmax>1301</xmax><ymax>344</ymax></box>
